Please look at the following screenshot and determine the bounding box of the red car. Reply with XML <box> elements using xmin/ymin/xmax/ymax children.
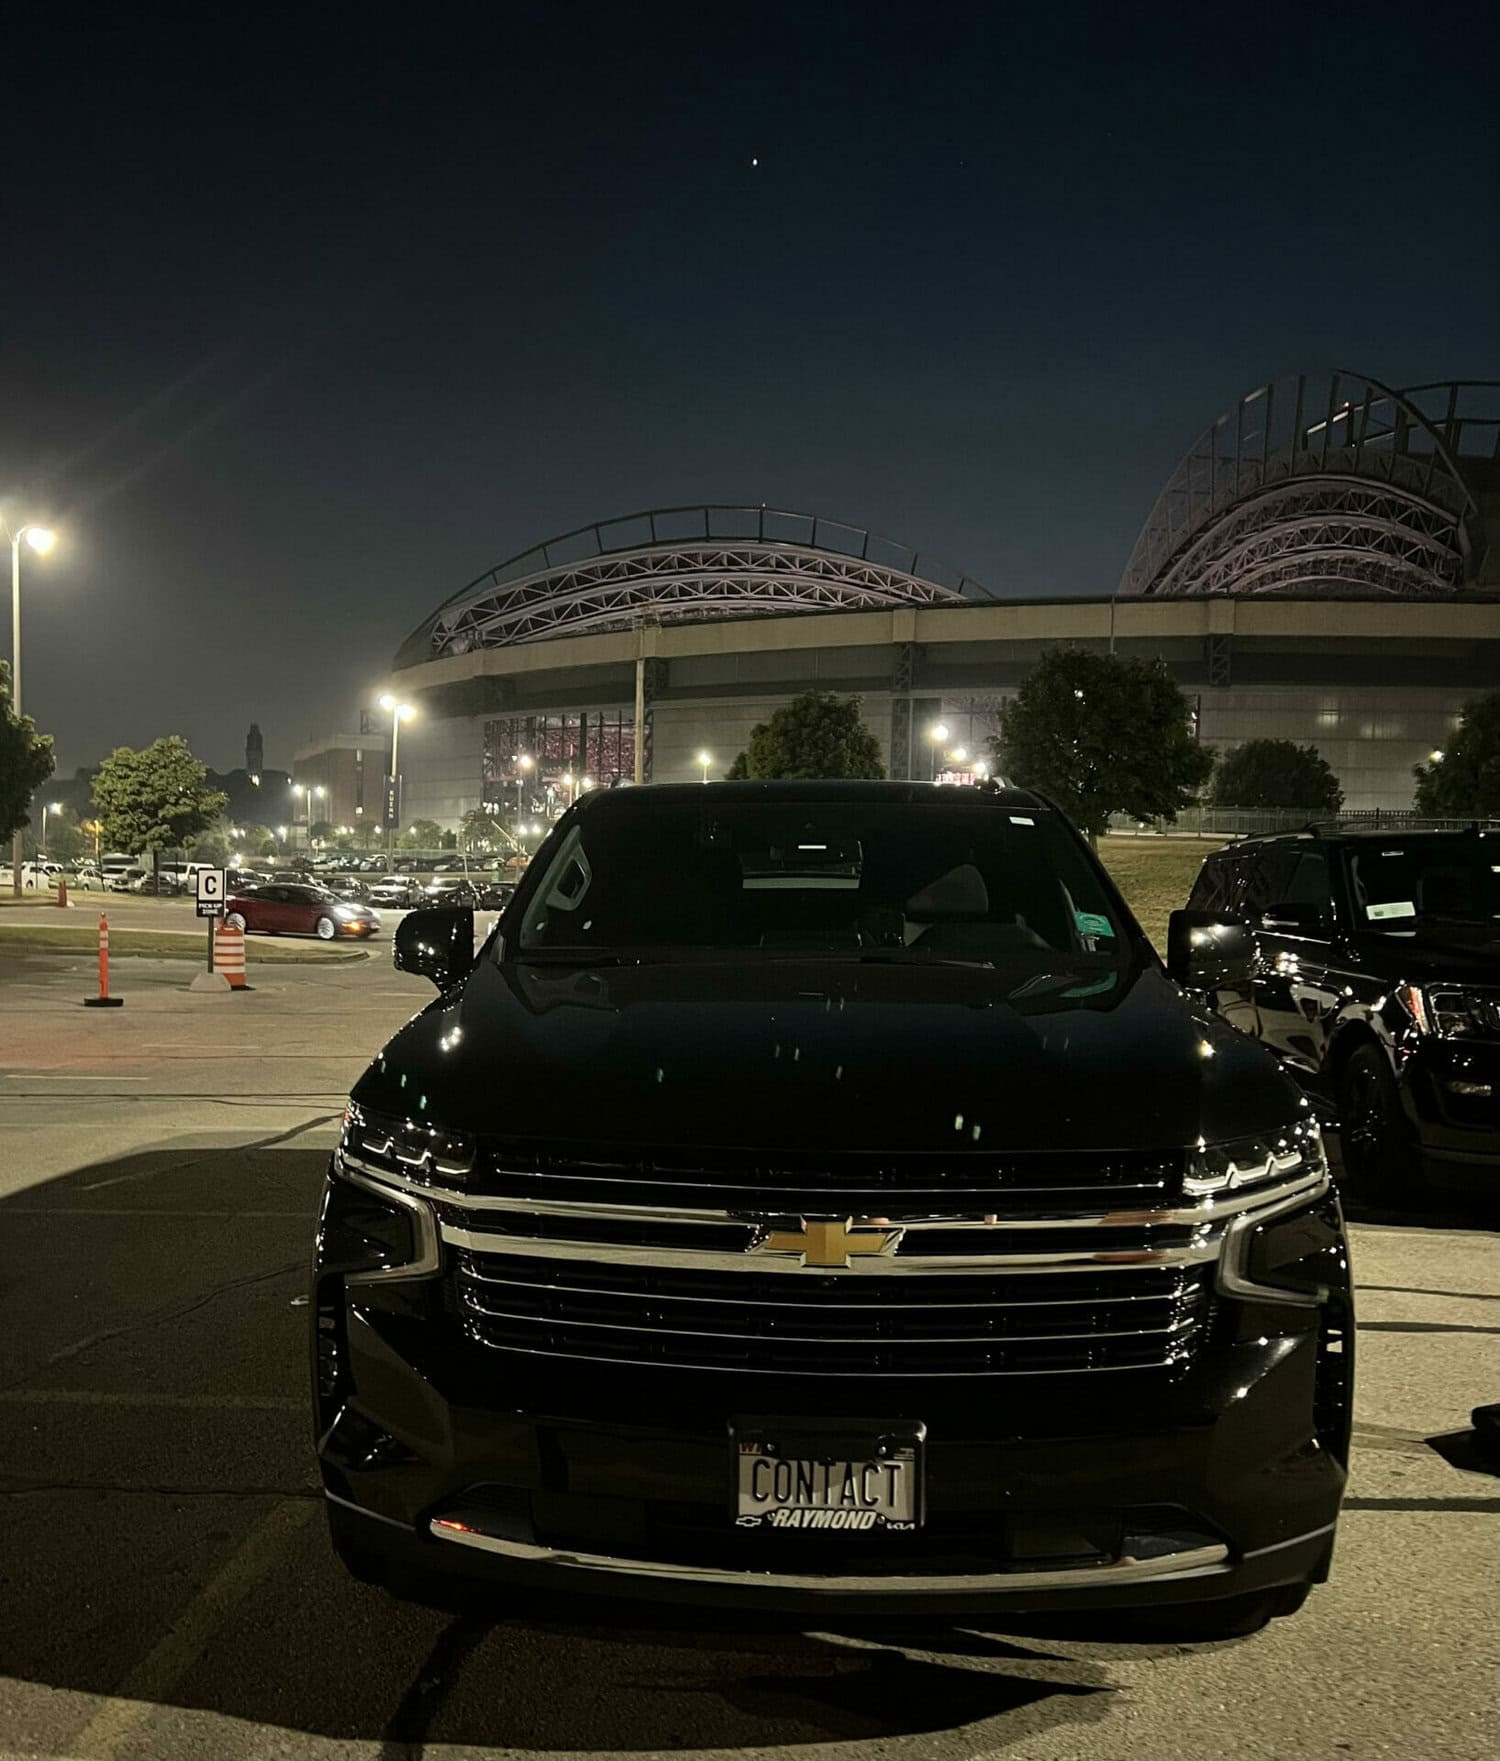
<box><xmin>223</xmin><ymin>883</ymin><xmax>382</xmax><ymax>940</ymax></box>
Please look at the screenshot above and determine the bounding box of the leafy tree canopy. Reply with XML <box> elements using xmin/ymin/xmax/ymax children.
<box><xmin>1209</xmin><ymin>739</ymin><xmax>1343</xmax><ymax>813</ymax></box>
<box><xmin>401</xmin><ymin>818</ymin><xmax>445</xmax><ymax>850</ymax></box>
<box><xmin>730</xmin><ymin>692</ymin><xmax>885</xmax><ymax>780</ymax></box>
<box><xmin>0</xmin><ymin>660</ymin><xmax>55</xmax><ymax>846</ymax></box>
<box><xmin>1414</xmin><ymin>693</ymin><xmax>1500</xmax><ymax>817</ymax></box>
<box><xmin>994</xmin><ymin>649</ymin><xmax>1212</xmax><ymax>839</ymax></box>
<box><xmin>91</xmin><ymin>737</ymin><xmax>227</xmax><ymax>865</ymax></box>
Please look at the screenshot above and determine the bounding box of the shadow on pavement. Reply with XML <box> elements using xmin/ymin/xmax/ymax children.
<box><xmin>0</xmin><ymin>1144</ymin><xmax>1124</xmax><ymax>1755</ymax></box>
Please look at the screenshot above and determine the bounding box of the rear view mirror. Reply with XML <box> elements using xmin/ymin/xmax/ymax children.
<box><xmin>1166</xmin><ymin>910</ymin><xmax>1253</xmax><ymax>992</ymax></box>
<box><xmin>394</xmin><ymin>906</ymin><xmax>475</xmax><ymax>990</ymax></box>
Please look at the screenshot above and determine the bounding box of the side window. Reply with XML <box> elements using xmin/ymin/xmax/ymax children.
<box><xmin>1280</xmin><ymin>850</ymin><xmax>1333</xmax><ymax>915</ymax></box>
<box><xmin>1241</xmin><ymin>847</ymin><xmax>1297</xmax><ymax>916</ymax></box>
<box><xmin>1188</xmin><ymin>856</ymin><xmax>1237</xmax><ymax>914</ymax></box>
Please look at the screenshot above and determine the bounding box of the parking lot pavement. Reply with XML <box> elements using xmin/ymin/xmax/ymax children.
<box><xmin>1</xmin><ymin>951</ymin><xmax>1497</xmax><ymax>1761</ymax></box>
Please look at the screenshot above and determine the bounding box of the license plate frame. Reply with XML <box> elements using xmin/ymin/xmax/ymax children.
<box><xmin>730</xmin><ymin>1416</ymin><xmax>926</xmax><ymax>1533</ymax></box>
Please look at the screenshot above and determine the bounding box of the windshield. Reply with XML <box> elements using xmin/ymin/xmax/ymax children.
<box><xmin>507</xmin><ymin>799</ymin><xmax>1128</xmax><ymax>966</ymax></box>
<box><xmin>1344</xmin><ymin>835</ymin><xmax>1500</xmax><ymax>929</ymax></box>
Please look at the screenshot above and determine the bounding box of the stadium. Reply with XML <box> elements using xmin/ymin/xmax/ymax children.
<box><xmin>304</xmin><ymin>371</ymin><xmax>1500</xmax><ymax>827</ymax></box>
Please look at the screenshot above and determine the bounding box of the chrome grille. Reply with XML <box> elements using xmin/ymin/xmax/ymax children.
<box><xmin>463</xmin><ymin>1146</ymin><xmax>1183</xmax><ymax>1215</ymax></box>
<box><xmin>451</xmin><ymin>1250</ymin><xmax>1213</xmax><ymax>1377</ymax></box>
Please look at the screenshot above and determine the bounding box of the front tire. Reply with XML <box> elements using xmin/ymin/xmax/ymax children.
<box><xmin>1337</xmin><ymin>1043</ymin><xmax>1420</xmax><ymax>1205</ymax></box>
<box><xmin>315</xmin><ymin>916</ymin><xmax>336</xmax><ymax>940</ymax></box>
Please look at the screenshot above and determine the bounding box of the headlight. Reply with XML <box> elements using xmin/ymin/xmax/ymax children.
<box><xmin>1185</xmin><ymin>1114</ymin><xmax>1327</xmax><ymax>1199</ymax></box>
<box><xmin>338</xmin><ymin>1101</ymin><xmax>475</xmax><ymax>1188</ymax></box>
<box><xmin>1397</xmin><ymin>981</ymin><xmax>1500</xmax><ymax>1039</ymax></box>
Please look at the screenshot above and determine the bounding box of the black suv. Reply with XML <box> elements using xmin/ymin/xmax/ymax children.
<box><xmin>1178</xmin><ymin>826</ymin><xmax>1500</xmax><ymax>1201</ymax></box>
<box><xmin>313</xmin><ymin>783</ymin><xmax>1351</xmax><ymax>1631</ymax></box>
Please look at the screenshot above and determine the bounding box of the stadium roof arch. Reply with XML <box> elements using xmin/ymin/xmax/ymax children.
<box><xmin>1120</xmin><ymin>372</ymin><xmax>1500</xmax><ymax>599</ymax></box>
<box><xmin>394</xmin><ymin>504</ymin><xmax>989</xmax><ymax>667</ymax></box>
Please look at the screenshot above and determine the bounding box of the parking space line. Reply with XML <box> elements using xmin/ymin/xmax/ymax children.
<box><xmin>0</xmin><ymin>1388</ymin><xmax>304</xmax><ymax>1410</ymax></box>
<box><xmin>67</xmin><ymin>1497</ymin><xmax>318</xmax><ymax>1760</ymax></box>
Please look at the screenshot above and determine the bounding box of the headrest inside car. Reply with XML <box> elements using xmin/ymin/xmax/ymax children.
<box><xmin>906</xmin><ymin>863</ymin><xmax>990</xmax><ymax>921</ymax></box>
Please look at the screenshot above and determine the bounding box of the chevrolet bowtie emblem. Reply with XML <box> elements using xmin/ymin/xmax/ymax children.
<box><xmin>752</xmin><ymin>1217</ymin><xmax>905</xmax><ymax>1269</ymax></box>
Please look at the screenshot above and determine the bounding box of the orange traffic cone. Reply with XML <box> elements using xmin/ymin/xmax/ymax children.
<box><xmin>213</xmin><ymin>919</ymin><xmax>251</xmax><ymax>990</ymax></box>
<box><xmin>83</xmin><ymin>913</ymin><xmax>124</xmax><ymax>1007</ymax></box>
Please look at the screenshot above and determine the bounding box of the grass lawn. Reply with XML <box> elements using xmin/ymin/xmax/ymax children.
<box><xmin>1098</xmin><ymin>836</ymin><xmax>1223</xmax><ymax>952</ymax></box>
<box><xmin>0</xmin><ymin>925</ymin><xmax>367</xmax><ymax>963</ymax></box>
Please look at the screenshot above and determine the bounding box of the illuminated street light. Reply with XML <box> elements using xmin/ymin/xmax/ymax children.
<box><xmin>697</xmin><ymin>749</ymin><xmax>712</xmax><ymax>783</ymax></box>
<box><xmin>927</xmin><ymin>722</ymin><xmax>950</xmax><ymax>782</ymax></box>
<box><xmin>40</xmin><ymin>801</ymin><xmax>61</xmax><ymax>862</ymax></box>
<box><xmin>973</xmin><ymin>758</ymin><xmax>989</xmax><ymax>778</ymax></box>
<box><xmin>4</xmin><ymin>520</ymin><xmax>58</xmax><ymax>895</ymax></box>
<box><xmin>1429</xmin><ymin>749</ymin><xmax>1445</xmax><ymax>763</ymax></box>
<box><xmin>377</xmin><ymin>696</ymin><xmax>416</xmax><ymax>862</ymax></box>
<box><xmin>951</xmin><ymin>746</ymin><xmax>968</xmax><ymax>764</ymax></box>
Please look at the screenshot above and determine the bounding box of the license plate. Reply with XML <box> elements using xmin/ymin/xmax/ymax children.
<box><xmin>732</xmin><ymin>1425</ymin><xmax>923</xmax><ymax>1532</ymax></box>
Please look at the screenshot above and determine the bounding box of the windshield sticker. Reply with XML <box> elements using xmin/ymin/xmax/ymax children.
<box><xmin>1074</xmin><ymin>910</ymin><xmax>1114</xmax><ymax>938</ymax></box>
<box><xmin>1366</xmin><ymin>900</ymin><xmax>1416</xmax><ymax>920</ymax></box>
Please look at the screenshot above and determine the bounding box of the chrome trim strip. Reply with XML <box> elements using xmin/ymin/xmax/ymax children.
<box><xmin>426</xmin><ymin>1520</ymin><xmax>1231</xmax><ymax>1593</ymax></box>
<box><xmin>1216</xmin><ymin>1180</ymin><xmax>1336</xmax><ymax>1308</ymax></box>
<box><xmin>336</xmin><ymin>1167</ymin><xmax>442</xmax><ymax>1286</ymax></box>
<box><xmin>458</xmin><ymin>1268</ymin><xmax>1192</xmax><ymax>1309</ymax></box>
<box><xmin>442</xmin><ymin>1335</ymin><xmax>1193</xmax><ymax>1376</ymax></box>
<box><xmin>458</xmin><ymin>1294</ymin><xmax>1197</xmax><ymax>1346</ymax></box>
<box><xmin>338</xmin><ymin>1146</ymin><xmax>1323</xmax><ymax>1233</ymax></box>
<box><xmin>324</xmin><ymin>1488</ymin><xmax>414</xmax><ymax>1529</ymax></box>
<box><xmin>1242</xmin><ymin>1520</ymin><xmax>1338</xmax><ymax>1559</ymax></box>
<box><xmin>442</xmin><ymin>1223</ymin><xmax>1228</xmax><ymax>1276</ymax></box>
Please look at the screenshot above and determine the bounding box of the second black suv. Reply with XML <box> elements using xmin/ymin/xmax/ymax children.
<box><xmin>1178</xmin><ymin>825</ymin><xmax>1500</xmax><ymax>1200</ymax></box>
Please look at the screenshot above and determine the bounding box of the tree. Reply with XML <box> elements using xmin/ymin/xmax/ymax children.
<box><xmin>462</xmin><ymin>807</ymin><xmax>513</xmax><ymax>851</ymax></box>
<box><xmin>729</xmin><ymin>692</ymin><xmax>885</xmax><ymax>780</ymax></box>
<box><xmin>235</xmin><ymin>822</ymin><xmax>277</xmax><ymax>859</ymax></box>
<box><xmin>310</xmin><ymin>818</ymin><xmax>335</xmax><ymax>844</ymax></box>
<box><xmin>1209</xmin><ymin>739</ymin><xmax>1343</xmax><ymax>813</ymax></box>
<box><xmin>1414</xmin><ymin>692</ymin><xmax>1500</xmax><ymax>817</ymax></box>
<box><xmin>401</xmin><ymin>818</ymin><xmax>444</xmax><ymax>850</ymax></box>
<box><xmin>994</xmin><ymin>649</ymin><xmax>1212</xmax><ymax>840</ymax></box>
<box><xmin>0</xmin><ymin>659</ymin><xmax>55</xmax><ymax>852</ymax></box>
<box><xmin>92</xmin><ymin>737</ymin><xmax>228</xmax><ymax>880</ymax></box>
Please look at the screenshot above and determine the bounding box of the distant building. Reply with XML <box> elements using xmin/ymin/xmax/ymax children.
<box><xmin>245</xmin><ymin>723</ymin><xmax>264</xmax><ymax>780</ymax></box>
<box><xmin>308</xmin><ymin>372</ymin><xmax>1498</xmax><ymax>826</ymax></box>
<box><xmin>291</xmin><ymin>735</ymin><xmax>380</xmax><ymax>833</ymax></box>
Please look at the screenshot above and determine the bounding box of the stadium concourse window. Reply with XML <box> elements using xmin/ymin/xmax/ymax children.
<box><xmin>482</xmin><ymin>713</ymin><xmax>636</xmax><ymax>806</ymax></box>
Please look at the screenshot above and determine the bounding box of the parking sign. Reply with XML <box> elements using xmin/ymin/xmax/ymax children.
<box><xmin>196</xmin><ymin>868</ymin><xmax>226</xmax><ymax>917</ymax></box>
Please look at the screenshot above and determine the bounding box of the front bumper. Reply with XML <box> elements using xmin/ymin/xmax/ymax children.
<box><xmin>1400</xmin><ymin>1041</ymin><xmax>1500</xmax><ymax>1177</ymax></box>
<box><xmin>315</xmin><ymin>1315</ymin><xmax>1348</xmax><ymax>1615</ymax></box>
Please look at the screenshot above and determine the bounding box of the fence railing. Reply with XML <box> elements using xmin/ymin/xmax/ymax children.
<box><xmin>1106</xmin><ymin>808</ymin><xmax>1500</xmax><ymax>840</ymax></box>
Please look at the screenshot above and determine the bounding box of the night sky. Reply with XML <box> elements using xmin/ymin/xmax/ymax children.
<box><xmin>4</xmin><ymin>3</ymin><xmax>1495</xmax><ymax>775</ymax></box>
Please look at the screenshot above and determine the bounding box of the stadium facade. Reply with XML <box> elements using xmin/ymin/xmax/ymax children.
<box><xmin>349</xmin><ymin>372</ymin><xmax>1498</xmax><ymax>827</ymax></box>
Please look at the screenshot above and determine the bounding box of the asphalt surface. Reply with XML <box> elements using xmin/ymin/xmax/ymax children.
<box><xmin>0</xmin><ymin>949</ymin><xmax>1497</xmax><ymax>1761</ymax></box>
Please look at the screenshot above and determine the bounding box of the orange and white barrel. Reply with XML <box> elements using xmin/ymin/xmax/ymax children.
<box><xmin>213</xmin><ymin>920</ymin><xmax>249</xmax><ymax>990</ymax></box>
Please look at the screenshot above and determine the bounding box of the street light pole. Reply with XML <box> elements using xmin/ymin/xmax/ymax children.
<box><xmin>378</xmin><ymin>694</ymin><xmax>415</xmax><ymax>867</ymax></box>
<box><xmin>6</xmin><ymin>522</ymin><xmax>57</xmax><ymax>896</ymax></box>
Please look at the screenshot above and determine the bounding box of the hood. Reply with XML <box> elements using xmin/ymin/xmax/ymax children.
<box><xmin>353</xmin><ymin>954</ymin><xmax>1301</xmax><ymax>1155</ymax></box>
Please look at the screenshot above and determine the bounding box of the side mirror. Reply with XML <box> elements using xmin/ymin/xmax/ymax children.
<box><xmin>394</xmin><ymin>905</ymin><xmax>475</xmax><ymax>989</ymax></box>
<box><xmin>1166</xmin><ymin>910</ymin><xmax>1253</xmax><ymax>991</ymax></box>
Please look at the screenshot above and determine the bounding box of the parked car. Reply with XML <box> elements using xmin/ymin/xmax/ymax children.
<box><xmin>224</xmin><ymin>883</ymin><xmax>381</xmax><ymax>939</ymax></box>
<box><xmin>68</xmin><ymin>864</ymin><xmax>102</xmax><ymax>890</ymax></box>
<box><xmin>19</xmin><ymin>861</ymin><xmax>63</xmax><ymax>889</ymax></box>
<box><xmin>105</xmin><ymin>866</ymin><xmax>146</xmax><ymax>893</ymax></box>
<box><xmin>315</xmin><ymin>781</ymin><xmax>1350</xmax><ymax>1635</ymax></box>
<box><xmin>367</xmin><ymin>875</ymin><xmax>427</xmax><ymax>909</ymax></box>
<box><xmin>1175</xmin><ymin>825</ymin><xmax>1500</xmax><ymax>1202</ymax></box>
<box><xmin>131</xmin><ymin>871</ymin><xmax>185</xmax><ymax>895</ymax></box>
